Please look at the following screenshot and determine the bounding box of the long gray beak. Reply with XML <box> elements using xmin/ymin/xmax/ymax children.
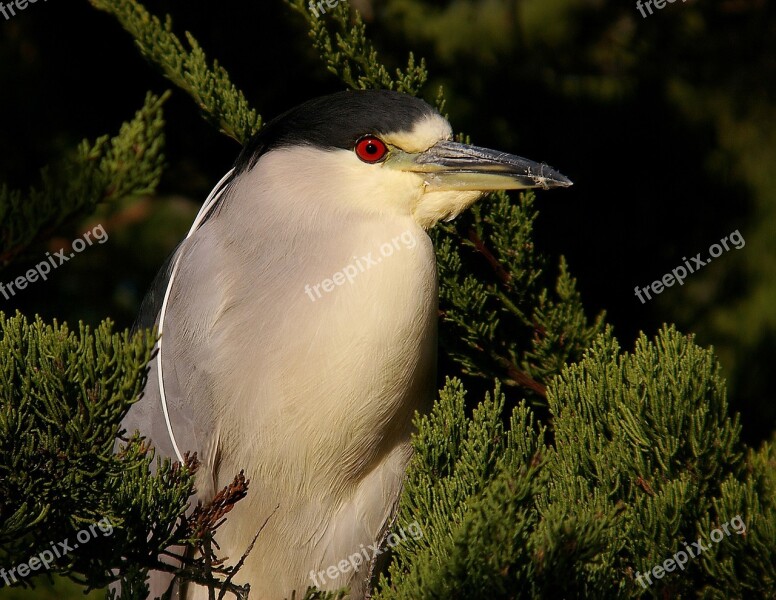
<box><xmin>390</xmin><ymin>140</ymin><xmax>572</xmax><ymax>192</ymax></box>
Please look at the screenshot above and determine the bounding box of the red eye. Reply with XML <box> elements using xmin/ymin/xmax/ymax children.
<box><xmin>355</xmin><ymin>136</ymin><xmax>388</xmax><ymax>163</ymax></box>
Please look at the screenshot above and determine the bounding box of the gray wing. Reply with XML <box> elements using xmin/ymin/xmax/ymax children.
<box><xmin>133</xmin><ymin>165</ymin><xmax>234</xmax><ymax>335</ymax></box>
<box><xmin>118</xmin><ymin>244</ymin><xmax>192</xmax><ymax>600</ymax></box>
<box><xmin>124</xmin><ymin>169</ymin><xmax>235</xmax><ymax>470</ymax></box>
<box><xmin>117</xmin><ymin>174</ymin><xmax>235</xmax><ymax>599</ymax></box>
<box><xmin>123</xmin><ymin>240</ymin><xmax>202</xmax><ymax>467</ymax></box>
<box><xmin>123</xmin><ymin>170</ymin><xmax>237</xmax><ymax>477</ymax></box>
<box><xmin>133</xmin><ymin>242</ymin><xmax>182</xmax><ymax>335</ymax></box>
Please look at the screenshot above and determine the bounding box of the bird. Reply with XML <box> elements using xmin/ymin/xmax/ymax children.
<box><xmin>122</xmin><ymin>89</ymin><xmax>571</xmax><ymax>600</ymax></box>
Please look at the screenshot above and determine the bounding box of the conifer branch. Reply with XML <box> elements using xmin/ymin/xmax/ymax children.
<box><xmin>285</xmin><ymin>0</ymin><xmax>427</xmax><ymax>94</ymax></box>
<box><xmin>88</xmin><ymin>0</ymin><xmax>262</xmax><ymax>144</ymax></box>
<box><xmin>0</xmin><ymin>92</ymin><xmax>168</xmax><ymax>269</ymax></box>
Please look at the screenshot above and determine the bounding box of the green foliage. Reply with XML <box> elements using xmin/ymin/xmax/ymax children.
<box><xmin>286</xmin><ymin>0</ymin><xmax>427</xmax><ymax>95</ymax></box>
<box><xmin>433</xmin><ymin>191</ymin><xmax>605</xmax><ymax>403</ymax></box>
<box><xmin>0</xmin><ymin>312</ymin><xmax>195</xmax><ymax>593</ymax></box>
<box><xmin>375</xmin><ymin>328</ymin><xmax>776</xmax><ymax>599</ymax></box>
<box><xmin>295</xmin><ymin>587</ymin><xmax>346</xmax><ymax>600</ymax></box>
<box><xmin>0</xmin><ymin>92</ymin><xmax>168</xmax><ymax>269</ymax></box>
<box><xmin>88</xmin><ymin>0</ymin><xmax>262</xmax><ymax>144</ymax></box>
<box><xmin>374</xmin><ymin>379</ymin><xmax>549</xmax><ymax>599</ymax></box>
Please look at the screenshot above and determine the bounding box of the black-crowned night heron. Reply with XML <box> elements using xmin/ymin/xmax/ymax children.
<box><xmin>124</xmin><ymin>89</ymin><xmax>571</xmax><ymax>599</ymax></box>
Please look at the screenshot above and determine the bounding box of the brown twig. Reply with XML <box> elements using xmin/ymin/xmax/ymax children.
<box><xmin>635</xmin><ymin>476</ymin><xmax>655</xmax><ymax>497</ymax></box>
<box><xmin>217</xmin><ymin>504</ymin><xmax>279</xmax><ymax>600</ymax></box>
<box><xmin>462</xmin><ymin>228</ymin><xmax>546</xmax><ymax>397</ymax></box>
<box><xmin>498</xmin><ymin>355</ymin><xmax>547</xmax><ymax>397</ymax></box>
<box><xmin>466</xmin><ymin>226</ymin><xmax>512</xmax><ymax>286</ymax></box>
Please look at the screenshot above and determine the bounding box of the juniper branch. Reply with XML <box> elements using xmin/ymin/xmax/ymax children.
<box><xmin>0</xmin><ymin>92</ymin><xmax>168</xmax><ymax>269</ymax></box>
<box><xmin>88</xmin><ymin>0</ymin><xmax>262</xmax><ymax>144</ymax></box>
<box><xmin>285</xmin><ymin>0</ymin><xmax>427</xmax><ymax>95</ymax></box>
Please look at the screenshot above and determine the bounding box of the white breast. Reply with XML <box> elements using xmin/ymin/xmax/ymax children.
<box><xmin>176</xmin><ymin>154</ymin><xmax>438</xmax><ymax>599</ymax></box>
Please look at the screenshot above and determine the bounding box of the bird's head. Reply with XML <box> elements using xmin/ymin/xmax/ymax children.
<box><xmin>233</xmin><ymin>90</ymin><xmax>571</xmax><ymax>229</ymax></box>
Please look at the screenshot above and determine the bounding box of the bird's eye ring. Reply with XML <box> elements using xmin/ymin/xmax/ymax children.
<box><xmin>355</xmin><ymin>136</ymin><xmax>388</xmax><ymax>163</ymax></box>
